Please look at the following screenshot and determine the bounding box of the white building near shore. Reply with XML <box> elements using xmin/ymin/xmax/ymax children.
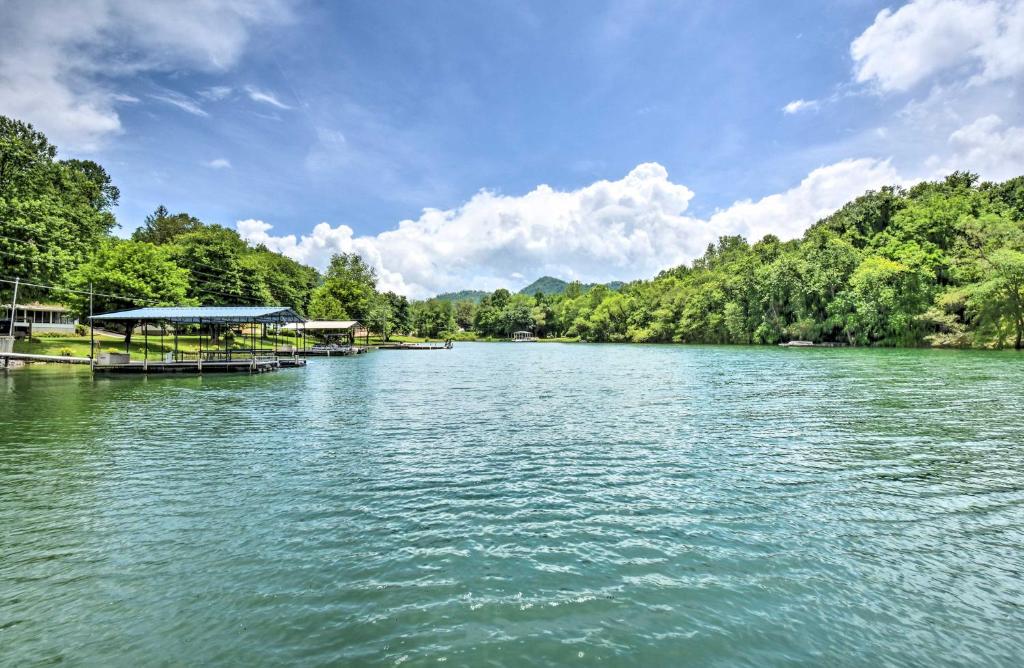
<box><xmin>1</xmin><ymin>303</ymin><xmax>78</xmax><ymax>337</ymax></box>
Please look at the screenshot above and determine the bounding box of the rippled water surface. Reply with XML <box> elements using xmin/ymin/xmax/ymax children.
<box><xmin>2</xmin><ymin>344</ymin><xmax>1024</xmax><ymax>666</ymax></box>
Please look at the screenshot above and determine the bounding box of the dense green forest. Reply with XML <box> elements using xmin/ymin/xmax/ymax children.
<box><xmin>3</xmin><ymin>116</ymin><xmax>1024</xmax><ymax>348</ymax></box>
<box><xmin>406</xmin><ymin>175</ymin><xmax>1024</xmax><ymax>348</ymax></box>
<box><xmin>440</xmin><ymin>172</ymin><xmax>1024</xmax><ymax>346</ymax></box>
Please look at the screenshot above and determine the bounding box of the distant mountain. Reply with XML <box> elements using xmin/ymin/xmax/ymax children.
<box><xmin>431</xmin><ymin>277</ymin><xmax>625</xmax><ymax>302</ymax></box>
<box><xmin>518</xmin><ymin>276</ymin><xmax>569</xmax><ymax>296</ymax></box>
<box><xmin>518</xmin><ymin>276</ymin><xmax>626</xmax><ymax>296</ymax></box>
<box><xmin>433</xmin><ymin>289</ymin><xmax>489</xmax><ymax>304</ymax></box>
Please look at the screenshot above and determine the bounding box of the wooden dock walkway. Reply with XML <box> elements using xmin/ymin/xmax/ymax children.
<box><xmin>377</xmin><ymin>342</ymin><xmax>453</xmax><ymax>350</ymax></box>
<box><xmin>299</xmin><ymin>346</ymin><xmax>369</xmax><ymax>357</ymax></box>
<box><xmin>93</xmin><ymin>355</ymin><xmax>306</xmax><ymax>374</ymax></box>
<box><xmin>1</xmin><ymin>352</ymin><xmax>92</xmax><ymax>365</ymax></box>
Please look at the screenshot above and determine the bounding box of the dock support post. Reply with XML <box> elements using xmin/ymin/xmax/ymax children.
<box><xmin>6</xmin><ymin>277</ymin><xmax>18</xmax><ymax>338</ymax></box>
<box><xmin>88</xmin><ymin>282</ymin><xmax>94</xmax><ymax>367</ymax></box>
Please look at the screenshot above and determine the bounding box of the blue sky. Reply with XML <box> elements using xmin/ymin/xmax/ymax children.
<box><xmin>2</xmin><ymin>0</ymin><xmax>1023</xmax><ymax>296</ymax></box>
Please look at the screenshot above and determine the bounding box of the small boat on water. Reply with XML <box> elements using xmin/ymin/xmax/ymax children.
<box><xmin>779</xmin><ymin>340</ymin><xmax>815</xmax><ymax>347</ymax></box>
<box><xmin>511</xmin><ymin>330</ymin><xmax>537</xmax><ymax>342</ymax></box>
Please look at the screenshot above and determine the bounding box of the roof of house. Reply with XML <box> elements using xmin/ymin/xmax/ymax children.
<box><xmin>90</xmin><ymin>306</ymin><xmax>304</xmax><ymax>324</ymax></box>
<box><xmin>281</xmin><ymin>320</ymin><xmax>362</xmax><ymax>331</ymax></box>
<box><xmin>3</xmin><ymin>302</ymin><xmax>69</xmax><ymax>312</ymax></box>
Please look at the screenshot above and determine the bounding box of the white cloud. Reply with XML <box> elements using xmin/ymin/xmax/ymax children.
<box><xmin>237</xmin><ymin>160</ymin><xmax>905</xmax><ymax>298</ymax></box>
<box><xmin>783</xmin><ymin>99</ymin><xmax>819</xmax><ymax>114</ymax></box>
<box><xmin>925</xmin><ymin>115</ymin><xmax>1024</xmax><ymax>180</ymax></box>
<box><xmin>151</xmin><ymin>91</ymin><xmax>208</xmax><ymax>117</ymax></box>
<box><xmin>851</xmin><ymin>0</ymin><xmax>1024</xmax><ymax>92</ymax></box>
<box><xmin>244</xmin><ymin>85</ymin><xmax>292</xmax><ymax>109</ymax></box>
<box><xmin>0</xmin><ymin>0</ymin><xmax>291</xmax><ymax>151</ymax></box>
<box><xmin>205</xmin><ymin>158</ymin><xmax>232</xmax><ymax>169</ymax></box>
<box><xmin>198</xmin><ymin>86</ymin><xmax>234</xmax><ymax>101</ymax></box>
<box><xmin>708</xmin><ymin>159</ymin><xmax>903</xmax><ymax>242</ymax></box>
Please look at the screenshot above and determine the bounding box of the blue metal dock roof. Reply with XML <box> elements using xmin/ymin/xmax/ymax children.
<box><xmin>90</xmin><ymin>306</ymin><xmax>305</xmax><ymax>324</ymax></box>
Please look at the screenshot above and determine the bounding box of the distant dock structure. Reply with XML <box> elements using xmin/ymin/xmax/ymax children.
<box><xmin>90</xmin><ymin>306</ymin><xmax>307</xmax><ymax>375</ymax></box>
<box><xmin>281</xmin><ymin>320</ymin><xmax>370</xmax><ymax>355</ymax></box>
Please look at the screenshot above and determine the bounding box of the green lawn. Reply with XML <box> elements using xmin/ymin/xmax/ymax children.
<box><xmin>12</xmin><ymin>332</ymin><xmax>582</xmax><ymax>359</ymax></box>
<box><xmin>13</xmin><ymin>333</ymin><xmax>309</xmax><ymax>361</ymax></box>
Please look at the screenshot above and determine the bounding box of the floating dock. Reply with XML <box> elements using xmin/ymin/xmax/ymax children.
<box><xmin>1</xmin><ymin>352</ymin><xmax>92</xmax><ymax>365</ymax></box>
<box><xmin>93</xmin><ymin>356</ymin><xmax>305</xmax><ymax>374</ymax></box>
<box><xmin>300</xmin><ymin>346</ymin><xmax>369</xmax><ymax>357</ymax></box>
<box><xmin>377</xmin><ymin>342</ymin><xmax>452</xmax><ymax>350</ymax></box>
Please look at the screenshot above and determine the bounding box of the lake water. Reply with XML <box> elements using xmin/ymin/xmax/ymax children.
<box><xmin>2</xmin><ymin>343</ymin><xmax>1023</xmax><ymax>666</ymax></box>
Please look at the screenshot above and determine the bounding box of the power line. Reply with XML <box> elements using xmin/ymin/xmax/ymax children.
<box><xmin>0</xmin><ymin>276</ymin><xmax>162</xmax><ymax>305</ymax></box>
<box><xmin>0</xmin><ymin>244</ymin><xmax>266</xmax><ymax>303</ymax></box>
<box><xmin>0</xmin><ymin>230</ymin><xmax>316</xmax><ymax>283</ymax></box>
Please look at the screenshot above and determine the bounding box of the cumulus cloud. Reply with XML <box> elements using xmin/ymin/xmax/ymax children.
<box><xmin>708</xmin><ymin>159</ymin><xmax>904</xmax><ymax>242</ymax></box>
<box><xmin>237</xmin><ymin>161</ymin><xmax>906</xmax><ymax>298</ymax></box>
<box><xmin>205</xmin><ymin>158</ymin><xmax>232</xmax><ymax>169</ymax></box>
<box><xmin>244</xmin><ymin>85</ymin><xmax>292</xmax><ymax>109</ymax></box>
<box><xmin>924</xmin><ymin>115</ymin><xmax>1024</xmax><ymax>180</ymax></box>
<box><xmin>783</xmin><ymin>99</ymin><xmax>819</xmax><ymax>114</ymax></box>
<box><xmin>851</xmin><ymin>0</ymin><xmax>1024</xmax><ymax>92</ymax></box>
<box><xmin>0</xmin><ymin>0</ymin><xmax>292</xmax><ymax>150</ymax></box>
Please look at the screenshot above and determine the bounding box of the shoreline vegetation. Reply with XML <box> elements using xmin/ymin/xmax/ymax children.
<box><xmin>3</xmin><ymin>116</ymin><xmax>1024</xmax><ymax>353</ymax></box>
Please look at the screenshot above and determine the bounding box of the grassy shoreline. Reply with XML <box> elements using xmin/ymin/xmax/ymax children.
<box><xmin>9</xmin><ymin>333</ymin><xmax>1018</xmax><ymax>362</ymax></box>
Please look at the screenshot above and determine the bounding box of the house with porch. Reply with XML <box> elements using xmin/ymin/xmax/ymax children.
<box><xmin>1</xmin><ymin>303</ymin><xmax>78</xmax><ymax>338</ymax></box>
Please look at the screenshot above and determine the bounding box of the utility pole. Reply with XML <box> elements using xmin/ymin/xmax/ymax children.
<box><xmin>89</xmin><ymin>282</ymin><xmax>95</xmax><ymax>363</ymax></box>
<box><xmin>7</xmin><ymin>277</ymin><xmax>18</xmax><ymax>337</ymax></box>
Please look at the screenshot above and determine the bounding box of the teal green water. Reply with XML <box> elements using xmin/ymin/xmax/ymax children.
<box><xmin>2</xmin><ymin>344</ymin><xmax>1023</xmax><ymax>666</ymax></box>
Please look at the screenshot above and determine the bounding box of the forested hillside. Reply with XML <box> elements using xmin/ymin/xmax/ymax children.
<box><xmin>426</xmin><ymin>174</ymin><xmax>1024</xmax><ymax>348</ymax></box>
<box><xmin>433</xmin><ymin>289</ymin><xmax>489</xmax><ymax>304</ymax></box>
<box><xmin>517</xmin><ymin>276</ymin><xmax>625</xmax><ymax>296</ymax></box>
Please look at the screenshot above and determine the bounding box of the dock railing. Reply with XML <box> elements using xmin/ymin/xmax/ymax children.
<box><xmin>174</xmin><ymin>348</ymin><xmax>288</xmax><ymax>363</ymax></box>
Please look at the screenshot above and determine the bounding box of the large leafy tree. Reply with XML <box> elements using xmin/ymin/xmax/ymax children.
<box><xmin>385</xmin><ymin>292</ymin><xmax>412</xmax><ymax>335</ymax></box>
<box><xmin>243</xmin><ymin>246</ymin><xmax>320</xmax><ymax>314</ymax></box>
<box><xmin>833</xmin><ymin>256</ymin><xmax>928</xmax><ymax>346</ymax></box>
<box><xmin>0</xmin><ymin>117</ymin><xmax>118</xmax><ymax>294</ymax></box>
<box><xmin>171</xmin><ymin>225</ymin><xmax>271</xmax><ymax>305</ymax></box>
<box><xmin>66</xmin><ymin>239</ymin><xmax>192</xmax><ymax>349</ymax></box>
<box><xmin>411</xmin><ymin>298</ymin><xmax>456</xmax><ymax>338</ymax></box>
<box><xmin>132</xmin><ymin>205</ymin><xmax>203</xmax><ymax>245</ymax></box>
<box><xmin>308</xmin><ymin>253</ymin><xmax>378</xmax><ymax>320</ymax></box>
<box><xmin>958</xmin><ymin>213</ymin><xmax>1024</xmax><ymax>348</ymax></box>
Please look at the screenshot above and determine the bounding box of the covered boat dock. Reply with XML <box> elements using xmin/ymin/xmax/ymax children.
<box><xmin>89</xmin><ymin>306</ymin><xmax>307</xmax><ymax>374</ymax></box>
<box><xmin>281</xmin><ymin>320</ymin><xmax>370</xmax><ymax>355</ymax></box>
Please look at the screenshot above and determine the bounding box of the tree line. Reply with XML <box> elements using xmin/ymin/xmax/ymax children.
<box><xmin>0</xmin><ymin>116</ymin><xmax>412</xmax><ymax>338</ymax></box>
<box><xmin>3</xmin><ymin>115</ymin><xmax>1024</xmax><ymax>348</ymax></box>
<box><xmin>416</xmin><ymin>173</ymin><xmax>1024</xmax><ymax>348</ymax></box>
